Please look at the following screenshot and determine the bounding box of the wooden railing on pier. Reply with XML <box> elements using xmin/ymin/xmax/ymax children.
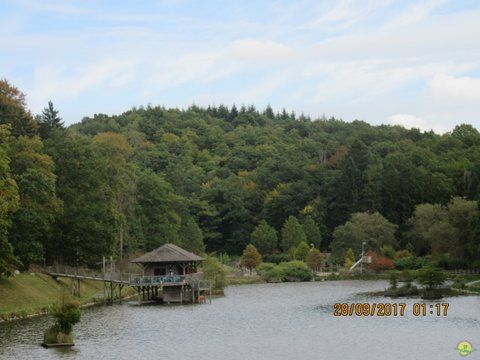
<box><xmin>43</xmin><ymin>265</ymin><xmax>130</xmax><ymax>284</ymax></box>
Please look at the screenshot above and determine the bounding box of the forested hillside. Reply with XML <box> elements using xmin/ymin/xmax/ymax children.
<box><xmin>1</xmin><ymin>79</ymin><xmax>479</xmax><ymax>273</ymax></box>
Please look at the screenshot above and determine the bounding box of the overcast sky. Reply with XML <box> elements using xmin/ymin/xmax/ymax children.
<box><xmin>1</xmin><ymin>0</ymin><xmax>479</xmax><ymax>133</ymax></box>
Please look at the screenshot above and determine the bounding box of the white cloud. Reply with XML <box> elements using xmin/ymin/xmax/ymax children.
<box><xmin>229</xmin><ymin>39</ymin><xmax>293</xmax><ymax>62</ymax></box>
<box><xmin>388</xmin><ymin>0</ymin><xmax>449</xmax><ymax>27</ymax></box>
<box><xmin>385</xmin><ymin>113</ymin><xmax>426</xmax><ymax>128</ymax></box>
<box><xmin>29</xmin><ymin>59</ymin><xmax>136</xmax><ymax>111</ymax></box>
<box><xmin>428</xmin><ymin>73</ymin><xmax>480</xmax><ymax>102</ymax></box>
<box><xmin>384</xmin><ymin>113</ymin><xmax>450</xmax><ymax>133</ymax></box>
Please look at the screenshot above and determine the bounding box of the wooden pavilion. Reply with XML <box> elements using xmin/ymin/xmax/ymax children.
<box><xmin>130</xmin><ymin>243</ymin><xmax>211</xmax><ymax>304</ymax></box>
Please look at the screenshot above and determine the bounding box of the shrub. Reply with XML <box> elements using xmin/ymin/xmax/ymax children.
<box><xmin>278</xmin><ymin>261</ymin><xmax>312</xmax><ymax>282</ymax></box>
<box><xmin>393</xmin><ymin>256</ymin><xmax>427</xmax><ymax>270</ymax></box>
<box><xmin>257</xmin><ymin>263</ymin><xmax>284</xmax><ymax>283</ymax></box>
<box><xmin>52</xmin><ymin>299</ymin><xmax>81</xmax><ymax>334</ymax></box>
<box><xmin>294</xmin><ymin>242</ymin><xmax>310</xmax><ymax>261</ymax></box>
<box><xmin>263</xmin><ymin>253</ymin><xmax>290</xmax><ymax>264</ymax></box>
<box><xmin>202</xmin><ymin>256</ymin><xmax>227</xmax><ymax>290</ymax></box>
<box><xmin>368</xmin><ymin>253</ymin><xmax>394</xmax><ymax>271</ymax></box>
<box><xmin>380</xmin><ymin>245</ymin><xmax>396</xmax><ymax>259</ymax></box>
<box><xmin>417</xmin><ymin>266</ymin><xmax>446</xmax><ymax>290</ymax></box>
<box><xmin>389</xmin><ymin>270</ymin><xmax>398</xmax><ymax>289</ymax></box>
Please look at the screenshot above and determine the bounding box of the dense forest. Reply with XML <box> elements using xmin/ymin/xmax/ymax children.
<box><xmin>1</xmin><ymin>79</ymin><xmax>480</xmax><ymax>275</ymax></box>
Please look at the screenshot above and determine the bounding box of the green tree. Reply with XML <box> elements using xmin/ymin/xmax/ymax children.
<box><xmin>0</xmin><ymin>79</ymin><xmax>38</xmax><ymax>137</ymax></box>
<box><xmin>281</xmin><ymin>216</ymin><xmax>306</xmax><ymax>251</ymax></box>
<box><xmin>302</xmin><ymin>216</ymin><xmax>322</xmax><ymax>248</ymax></box>
<box><xmin>250</xmin><ymin>220</ymin><xmax>277</xmax><ymax>254</ymax></box>
<box><xmin>331</xmin><ymin>212</ymin><xmax>397</xmax><ymax>263</ymax></box>
<box><xmin>295</xmin><ymin>241</ymin><xmax>310</xmax><ymax>261</ymax></box>
<box><xmin>0</xmin><ymin>125</ymin><xmax>21</xmax><ymax>276</ymax></box>
<box><xmin>202</xmin><ymin>256</ymin><xmax>227</xmax><ymax>290</ymax></box>
<box><xmin>179</xmin><ymin>216</ymin><xmax>205</xmax><ymax>254</ymax></box>
<box><xmin>8</xmin><ymin>135</ymin><xmax>61</xmax><ymax>266</ymax></box>
<box><xmin>241</xmin><ymin>244</ymin><xmax>262</xmax><ymax>274</ymax></box>
<box><xmin>44</xmin><ymin>133</ymin><xmax>118</xmax><ymax>265</ymax></box>
<box><xmin>417</xmin><ymin>266</ymin><xmax>446</xmax><ymax>289</ymax></box>
<box><xmin>137</xmin><ymin>170</ymin><xmax>183</xmax><ymax>251</ymax></box>
<box><xmin>37</xmin><ymin>101</ymin><xmax>64</xmax><ymax>139</ymax></box>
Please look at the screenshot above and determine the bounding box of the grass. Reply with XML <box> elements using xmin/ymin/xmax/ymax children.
<box><xmin>0</xmin><ymin>272</ymin><xmax>134</xmax><ymax>321</ymax></box>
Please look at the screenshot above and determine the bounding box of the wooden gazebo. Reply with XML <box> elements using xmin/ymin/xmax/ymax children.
<box><xmin>130</xmin><ymin>243</ymin><xmax>210</xmax><ymax>304</ymax></box>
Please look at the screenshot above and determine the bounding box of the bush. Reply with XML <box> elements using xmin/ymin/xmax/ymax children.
<box><xmin>389</xmin><ymin>270</ymin><xmax>398</xmax><ymax>289</ymax></box>
<box><xmin>257</xmin><ymin>263</ymin><xmax>284</xmax><ymax>283</ymax></box>
<box><xmin>278</xmin><ymin>261</ymin><xmax>312</xmax><ymax>282</ymax></box>
<box><xmin>369</xmin><ymin>256</ymin><xmax>394</xmax><ymax>271</ymax></box>
<box><xmin>52</xmin><ymin>299</ymin><xmax>81</xmax><ymax>334</ymax></box>
<box><xmin>417</xmin><ymin>266</ymin><xmax>446</xmax><ymax>289</ymax></box>
<box><xmin>393</xmin><ymin>256</ymin><xmax>427</xmax><ymax>270</ymax></box>
<box><xmin>294</xmin><ymin>242</ymin><xmax>310</xmax><ymax>261</ymax></box>
<box><xmin>202</xmin><ymin>256</ymin><xmax>227</xmax><ymax>290</ymax></box>
<box><xmin>263</xmin><ymin>254</ymin><xmax>290</xmax><ymax>264</ymax></box>
<box><xmin>380</xmin><ymin>245</ymin><xmax>396</xmax><ymax>259</ymax></box>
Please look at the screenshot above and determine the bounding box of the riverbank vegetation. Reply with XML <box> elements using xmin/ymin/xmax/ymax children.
<box><xmin>1</xmin><ymin>79</ymin><xmax>480</xmax><ymax>282</ymax></box>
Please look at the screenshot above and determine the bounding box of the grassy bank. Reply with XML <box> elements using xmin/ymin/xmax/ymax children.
<box><xmin>0</xmin><ymin>273</ymin><xmax>133</xmax><ymax>322</ymax></box>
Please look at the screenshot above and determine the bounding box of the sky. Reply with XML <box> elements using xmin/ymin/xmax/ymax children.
<box><xmin>1</xmin><ymin>0</ymin><xmax>479</xmax><ymax>133</ymax></box>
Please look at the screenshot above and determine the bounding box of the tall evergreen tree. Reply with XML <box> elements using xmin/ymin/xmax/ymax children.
<box><xmin>38</xmin><ymin>101</ymin><xmax>64</xmax><ymax>139</ymax></box>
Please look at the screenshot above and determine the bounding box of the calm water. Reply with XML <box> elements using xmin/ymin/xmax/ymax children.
<box><xmin>1</xmin><ymin>280</ymin><xmax>479</xmax><ymax>360</ymax></box>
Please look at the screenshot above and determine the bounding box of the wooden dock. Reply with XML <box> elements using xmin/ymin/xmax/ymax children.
<box><xmin>42</xmin><ymin>258</ymin><xmax>211</xmax><ymax>305</ymax></box>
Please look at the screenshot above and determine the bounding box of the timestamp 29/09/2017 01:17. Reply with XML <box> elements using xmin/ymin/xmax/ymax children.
<box><xmin>333</xmin><ymin>303</ymin><xmax>449</xmax><ymax>317</ymax></box>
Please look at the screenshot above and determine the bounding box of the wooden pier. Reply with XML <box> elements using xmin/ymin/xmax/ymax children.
<box><xmin>42</xmin><ymin>244</ymin><xmax>212</xmax><ymax>305</ymax></box>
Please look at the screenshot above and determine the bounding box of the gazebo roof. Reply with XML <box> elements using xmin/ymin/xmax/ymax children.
<box><xmin>131</xmin><ymin>243</ymin><xmax>204</xmax><ymax>264</ymax></box>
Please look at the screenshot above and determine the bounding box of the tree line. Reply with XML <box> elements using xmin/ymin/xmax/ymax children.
<box><xmin>1</xmin><ymin>78</ymin><xmax>479</xmax><ymax>275</ymax></box>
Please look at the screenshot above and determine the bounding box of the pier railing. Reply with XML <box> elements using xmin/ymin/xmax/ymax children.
<box><xmin>130</xmin><ymin>275</ymin><xmax>184</xmax><ymax>285</ymax></box>
<box><xmin>129</xmin><ymin>272</ymin><xmax>209</xmax><ymax>287</ymax></box>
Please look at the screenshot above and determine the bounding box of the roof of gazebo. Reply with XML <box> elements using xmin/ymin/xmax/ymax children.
<box><xmin>131</xmin><ymin>243</ymin><xmax>204</xmax><ymax>264</ymax></box>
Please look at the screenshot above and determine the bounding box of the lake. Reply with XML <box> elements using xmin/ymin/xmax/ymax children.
<box><xmin>1</xmin><ymin>280</ymin><xmax>479</xmax><ymax>359</ymax></box>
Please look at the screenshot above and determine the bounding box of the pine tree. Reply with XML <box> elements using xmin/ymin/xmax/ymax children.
<box><xmin>241</xmin><ymin>244</ymin><xmax>261</xmax><ymax>274</ymax></box>
<box><xmin>228</xmin><ymin>105</ymin><xmax>239</xmax><ymax>121</ymax></box>
<box><xmin>264</xmin><ymin>105</ymin><xmax>274</xmax><ymax>119</ymax></box>
<box><xmin>38</xmin><ymin>101</ymin><xmax>64</xmax><ymax>139</ymax></box>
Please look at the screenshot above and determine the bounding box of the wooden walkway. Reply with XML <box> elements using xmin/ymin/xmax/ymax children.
<box><xmin>47</xmin><ymin>271</ymin><xmax>129</xmax><ymax>285</ymax></box>
<box><xmin>42</xmin><ymin>264</ymin><xmax>129</xmax><ymax>302</ymax></box>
